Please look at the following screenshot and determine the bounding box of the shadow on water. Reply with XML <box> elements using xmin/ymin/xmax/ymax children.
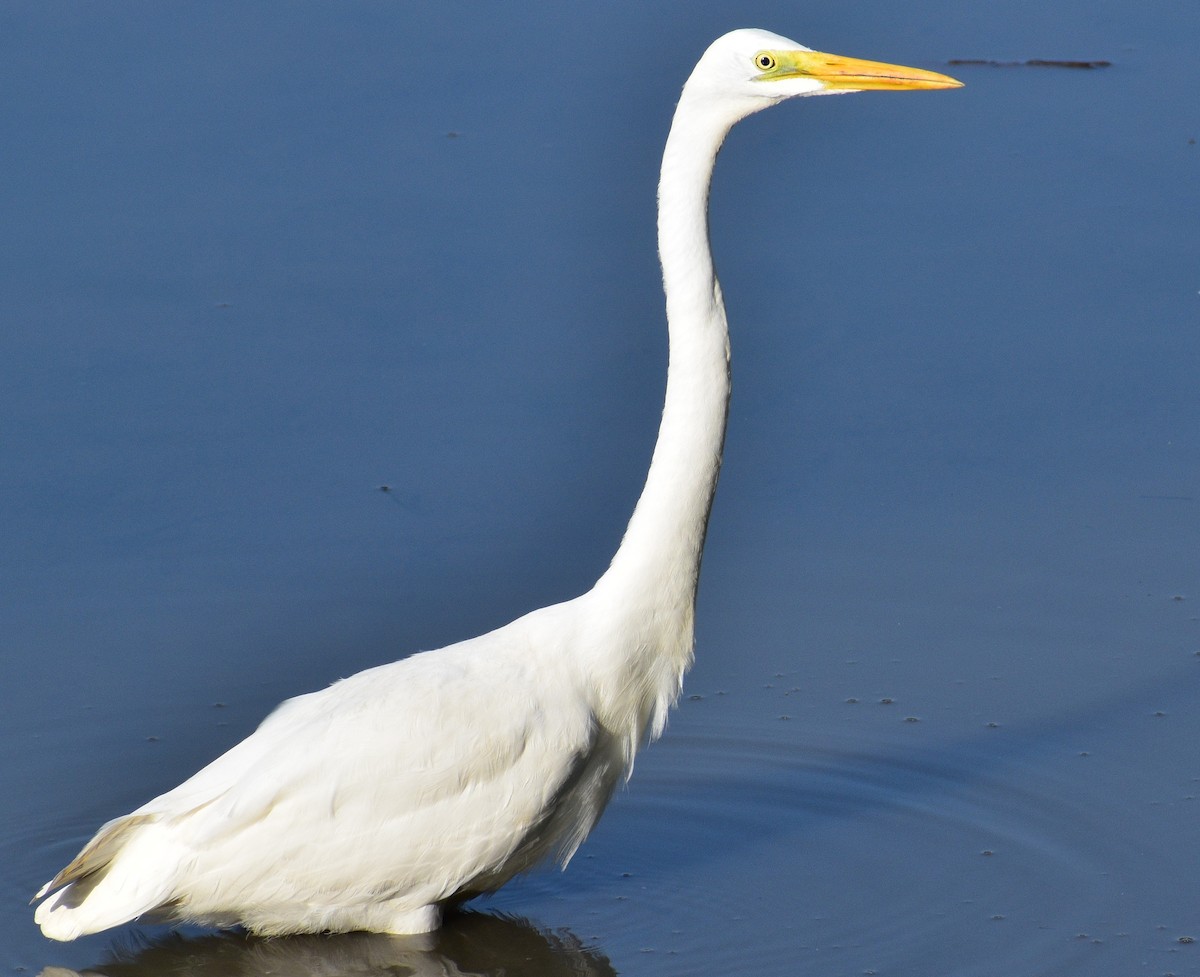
<box><xmin>40</xmin><ymin>910</ymin><xmax>615</xmax><ymax>977</ymax></box>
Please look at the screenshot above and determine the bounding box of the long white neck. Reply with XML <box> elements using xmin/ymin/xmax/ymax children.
<box><xmin>589</xmin><ymin>87</ymin><xmax>743</xmax><ymax>734</ymax></box>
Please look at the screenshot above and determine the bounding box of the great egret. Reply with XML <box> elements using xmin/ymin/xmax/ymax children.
<box><xmin>35</xmin><ymin>29</ymin><xmax>960</xmax><ymax>941</ymax></box>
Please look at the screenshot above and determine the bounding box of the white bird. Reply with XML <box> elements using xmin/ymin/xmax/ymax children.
<box><xmin>34</xmin><ymin>29</ymin><xmax>960</xmax><ymax>941</ymax></box>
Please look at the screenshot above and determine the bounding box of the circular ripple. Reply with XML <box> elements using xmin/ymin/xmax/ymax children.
<box><xmin>498</xmin><ymin>708</ymin><xmax>1186</xmax><ymax>977</ymax></box>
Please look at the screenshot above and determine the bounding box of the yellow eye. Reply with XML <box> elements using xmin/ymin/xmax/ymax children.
<box><xmin>754</xmin><ymin>52</ymin><xmax>777</xmax><ymax>72</ymax></box>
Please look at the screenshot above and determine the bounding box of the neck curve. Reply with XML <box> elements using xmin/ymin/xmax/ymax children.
<box><xmin>593</xmin><ymin>89</ymin><xmax>741</xmax><ymax>631</ymax></box>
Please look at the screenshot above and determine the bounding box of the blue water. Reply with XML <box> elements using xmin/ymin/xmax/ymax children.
<box><xmin>3</xmin><ymin>2</ymin><xmax>1198</xmax><ymax>975</ymax></box>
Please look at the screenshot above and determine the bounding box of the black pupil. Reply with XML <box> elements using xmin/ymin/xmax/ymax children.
<box><xmin>759</xmin><ymin>57</ymin><xmax>771</xmax><ymax>67</ymax></box>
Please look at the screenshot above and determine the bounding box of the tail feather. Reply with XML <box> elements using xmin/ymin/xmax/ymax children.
<box><xmin>35</xmin><ymin>814</ymin><xmax>181</xmax><ymax>941</ymax></box>
<box><xmin>35</xmin><ymin>813</ymin><xmax>156</xmax><ymax>900</ymax></box>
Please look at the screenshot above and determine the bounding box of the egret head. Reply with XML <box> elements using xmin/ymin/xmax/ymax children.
<box><xmin>686</xmin><ymin>28</ymin><xmax>961</xmax><ymax>118</ymax></box>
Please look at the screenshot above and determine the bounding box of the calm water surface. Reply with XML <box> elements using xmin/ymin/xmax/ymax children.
<box><xmin>3</xmin><ymin>2</ymin><xmax>1198</xmax><ymax>975</ymax></box>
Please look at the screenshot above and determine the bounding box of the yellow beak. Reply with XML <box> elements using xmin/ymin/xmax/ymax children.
<box><xmin>761</xmin><ymin>50</ymin><xmax>963</xmax><ymax>91</ymax></box>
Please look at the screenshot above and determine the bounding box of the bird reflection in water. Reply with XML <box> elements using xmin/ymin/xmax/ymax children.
<box><xmin>38</xmin><ymin>911</ymin><xmax>615</xmax><ymax>977</ymax></box>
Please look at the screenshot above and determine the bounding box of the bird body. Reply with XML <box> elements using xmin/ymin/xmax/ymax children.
<box><xmin>36</xmin><ymin>596</ymin><xmax>644</xmax><ymax>938</ymax></box>
<box><xmin>35</xmin><ymin>29</ymin><xmax>959</xmax><ymax>941</ymax></box>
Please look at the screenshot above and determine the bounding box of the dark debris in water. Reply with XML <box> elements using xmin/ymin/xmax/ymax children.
<box><xmin>949</xmin><ymin>58</ymin><xmax>1112</xmax><ymax>69</ymax></box>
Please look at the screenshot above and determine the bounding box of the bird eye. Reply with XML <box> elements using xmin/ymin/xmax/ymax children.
<box><xmin>754</xmin><ymin>52</ymin><xmax>777</xmax><ymax>71</ymax></box>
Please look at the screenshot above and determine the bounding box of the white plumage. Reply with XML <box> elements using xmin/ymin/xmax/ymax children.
<box><xmin>35</xmin><ymin>29</ymin><xmax>959</xmax><ymax>941</ymax></box>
